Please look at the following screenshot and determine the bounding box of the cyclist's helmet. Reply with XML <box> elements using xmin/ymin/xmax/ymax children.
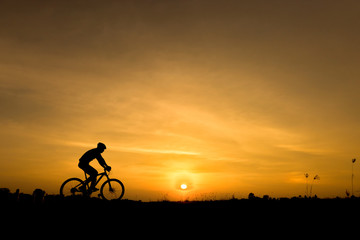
<box><xmin>97</xmin><ymin>142</ymin><xmax>106</xmax><ymax>150</ymax></box>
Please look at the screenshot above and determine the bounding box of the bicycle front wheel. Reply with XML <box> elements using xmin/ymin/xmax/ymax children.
<box><xmin>100</xmin><ymin>179</ymin><xmax>125</xmax><ymax>200</ymax></box>
<box><xmin>60</xmin><ymin>178</ymin><xmax>84</xmax><ymax>197</ymax></box>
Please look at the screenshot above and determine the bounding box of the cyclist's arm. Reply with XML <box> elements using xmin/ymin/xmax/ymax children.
<box><xmin>96</xmin><ymin>154</ymin><xmax>108</xmax><ymax>168</ymax></box>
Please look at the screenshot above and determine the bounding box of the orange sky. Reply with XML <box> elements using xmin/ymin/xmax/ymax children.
<box><xmin>1</xmin><ymin>0</ymin><xmax>360</xmax><ymax>200</ymax></box>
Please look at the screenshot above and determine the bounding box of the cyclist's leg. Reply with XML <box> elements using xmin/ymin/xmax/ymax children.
<box><xmin>79</xmin><ymin>162</ymin><xmax>98</xmax><ymax>188</ymax></box>
<box><xmin>86</xmin><ymin>166</ymin><xmax>98</xmax><ymax>190</ymax></box>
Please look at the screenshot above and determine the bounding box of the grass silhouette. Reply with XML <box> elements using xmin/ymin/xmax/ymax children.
<box><xmin>2</xmin><ymin>187</ymin><xmax>359</xmax><ymax>236</ymax></box>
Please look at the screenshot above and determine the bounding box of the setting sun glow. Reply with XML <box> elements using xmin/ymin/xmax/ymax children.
<box><xmin>180</xmin><ymin>184</ymin><xmax>188</xmax><ymax>190</ymax></box>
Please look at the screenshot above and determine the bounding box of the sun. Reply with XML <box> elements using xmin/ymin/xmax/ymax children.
<box><xmin>180</xmin><ymin>184</ymin><xmax>188</xmax><ymax>190</ymax></box>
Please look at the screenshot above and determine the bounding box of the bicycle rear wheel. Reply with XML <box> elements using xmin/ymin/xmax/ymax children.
<box><xmin>100</xmin><ymin>179</ymin><xmax>125</xmax><ymax>200</ymax></box>
<box><xmin>60</xmin><ymin>178</ymin><xmax>84</xmax><ymax>197</ymax></box>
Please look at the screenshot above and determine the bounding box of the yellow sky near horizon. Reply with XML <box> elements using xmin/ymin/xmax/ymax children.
<box><xmin>1</xmin><ymin>0</ymin><xmax>360</xmax><ymax>200</ymax></box>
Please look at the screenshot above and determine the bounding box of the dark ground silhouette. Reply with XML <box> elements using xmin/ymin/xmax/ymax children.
<box><xmin>2</xmin><ymin>188</ymin><xmax>360</xmax><ymax>220</ymax></box>
<box><xmin>2</xmin><ymin>187</ymin><xmax>359</xmax><ymax>238</ymax></box>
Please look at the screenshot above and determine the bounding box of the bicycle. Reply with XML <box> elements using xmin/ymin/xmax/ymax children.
<box><xmin>60</xmin><ymin>169</ymin><xmax>125</xmax><ymax>200</ymax></box>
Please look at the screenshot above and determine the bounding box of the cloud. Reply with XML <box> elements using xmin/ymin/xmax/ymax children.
<box><xmin>61</xmin><ymin>140</ymin><xmax>200</xmax><ymax>156</ymax></box>
<box><xmin>276</xmin><ymin>144</ymin><xmax>334</xmax><ymax>155</ymax></box>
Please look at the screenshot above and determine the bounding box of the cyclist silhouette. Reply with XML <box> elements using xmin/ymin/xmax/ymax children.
<box><xmin>60</xmin><ymin>142</ymin><xmax>124</xmax><ymax>200</ymax></box>
<box><xmin>78</xmin><ymin>142</ymin><xmax>111</xmax><ymax>192</ymax></box>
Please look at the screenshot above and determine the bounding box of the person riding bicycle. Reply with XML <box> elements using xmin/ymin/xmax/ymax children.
<box><xmin>78</xmin><ymin>142</ymin><xmax>111</xmax><ymax>192</ymax></box>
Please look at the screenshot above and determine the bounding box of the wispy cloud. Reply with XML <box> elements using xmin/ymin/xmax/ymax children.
<box><xmin>62</xmin><ymin>141</ymin><xmax>200</xmax><ymax>156</ymax></box>
<box><xmin>276</xmin><ymin>144</ymin><xmax>334</xmax><ymax>155</ymax></box>
<box><xmin>113</xmin><ymin>147</ymin><xmax>200</xmax><ymax>156</ymax></box>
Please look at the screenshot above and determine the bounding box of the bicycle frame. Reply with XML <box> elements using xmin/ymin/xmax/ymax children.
<box><xmin>83</xmin><ymin>170</ymin><xmax>111</xmax><ymax>189</ymax></box>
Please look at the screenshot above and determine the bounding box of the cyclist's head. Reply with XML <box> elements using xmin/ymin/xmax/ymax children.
<box><xmin>97</xmin><ymin>142</ymin><xmax>106</xmax><ymax>152</ymax></box>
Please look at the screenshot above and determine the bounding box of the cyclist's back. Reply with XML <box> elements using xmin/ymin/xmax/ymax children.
<box><xmin>79</xmin><ymin>148</ymin><xmax>104</xmax><ymax>165</ymax></box>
